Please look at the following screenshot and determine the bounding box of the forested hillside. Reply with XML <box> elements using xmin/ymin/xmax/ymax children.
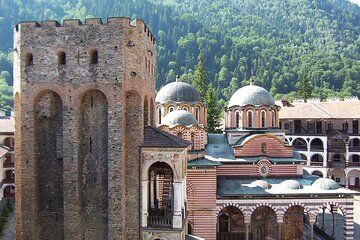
<box><xmin>0</xmin><ymin>0</ymin><xmax>360</xmax><ymax>111</ymax></box>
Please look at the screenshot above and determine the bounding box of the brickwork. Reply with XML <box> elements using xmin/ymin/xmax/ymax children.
<box><xmin>234</xmin><ymin>135</ymin><xmax>293</xmax><ymax>157</ymax></box>
<box><xmin>14</xmin><ymin>18</ymin><xmax>156</xmax><ymax>239</ymax></box>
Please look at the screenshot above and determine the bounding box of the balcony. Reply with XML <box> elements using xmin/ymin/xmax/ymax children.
<box><xmin>310</xmin><ymin>162</ymin><xmax>323</xmax><ymax>167</ymax></box>
<box><xmin>2</xmin><ymin>178</ymin><xmax>14</xmax><ymax>184</ymax></box>
<box><xmin>147</xmin><ymin>216</ymin><xmax>172</xmax><ymax>228</ymax></box>
<box><xmin>348</xmin><ymin>162</ymin><xmax>360</xmax><ymax>167</ymax></box>
<box><xmin>349</xmin><ymin>146</ymin><xmax>360</xmax><ymax>152</ymax></box>
<box><xmin>328</xmin><ymin>162</ymin><xmax>346</xmax><ymax>168</ymax></box>
<box><xmin>3</xmin><ymin>161</ymin><xmax>14</xmax><ymax>168</ymax></box>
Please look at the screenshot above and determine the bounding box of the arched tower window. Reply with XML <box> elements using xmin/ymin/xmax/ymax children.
<box><xmin>261</xmin><ymin>111</ymin><xmax>266</xmax><ymax>128</ymax></box>
<box><xmin>57</xmin><ymin>51</ymin><xmax>66</xmax><ymax>65</ymax></box>
<box><xmin>169</xmin><ymin>106</ymin><xmax>174</xmax><ymax>112</ymax></box>
<box><xmin>25</xmin><ymin>53</ymin><xmax>33</xmax><ymax>66</ymax></box>
<box><xmin>272</xmin><ymin>110</ymin><xmax>276</xmax><ymax>127</ymax></box>
<box><xmin>247</xmin><ymin>111</ymin><xmax>253</xmax><ymax>128</ymax></box>
<box><xmin>261</xmin><ymin>143</ymin><xmax>267</xmax><ymax>154</ymax></box>
<box><xmin>195</xmin><ymin>107</ymin><xmax>199</xmax><ymax>122</ymax></box>
<box><xmin>89</xmin><ymin>49</ymin><xmax>98</xmax><ymax>64</ymax></box>
<box><xmin>158</xmin><ymin>108</ymin><xmax>162</xmax><ymax>124</ymax></box>
<box><xmin>191</xmin><ymin>132</ymin><xmax>195</xmax><ymax>150</ymax></box>
<box><xmin>236</xmin><ymin>111</ymin><xmax>240</xmax><ymax>128</ymax></box>
<box><xmin>182</xmin><ymin>106</ymin><xmax>189</xmax><ymax>111</ymax></box>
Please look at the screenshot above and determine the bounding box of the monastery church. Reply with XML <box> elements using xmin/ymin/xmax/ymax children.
<box><xmin>13</xmin><ymin>18</ymin><xmax>357</xmax><ymax>240</ymax></box>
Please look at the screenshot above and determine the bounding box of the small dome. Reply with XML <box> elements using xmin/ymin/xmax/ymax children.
<box><xmin>249</xmin><ymin>180</ymin><xmax>271</xmax><ymax>190</ymax></box>
<box><xmin>156</xmin><ymin>82</ymin><xmax>201</xmax><ymax>103</ymax></box>
<box><xmin>281</xmin><ymin>180</ymin><xmax>303</xmax><ymax>190</ymax></box>
<box><xmin>162</xmin><ymin>110</ymin><xmax>199</xmax><ymax>126</ymax></box>
<box><xmin>228</xmin><ymin>85</ymin><xmax>275</xmax><ymax>107</ymax></box>
<box><xmin>312</xmin><ymin>178</ymin><xmax>340</xmax><ymax>190</ymax></box>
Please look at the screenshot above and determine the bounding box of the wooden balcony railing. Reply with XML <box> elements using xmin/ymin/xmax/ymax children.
<box><xmin>147</xmin><ymin>216</ymin><xmax>172</xmax><ymax>228</ymax></box>
<box><xmin>3</xmin><ymin>161</ymin><xmax>14</xmax><ymax>168</ymax></box>
<box><xmin>348</xmin><ymin>162</ymin><xmax>360</xmax><ymax>167</ymax></box>
<box><xmin>310</xmin><ymin>162</ymin><xmax>323</xmax><ymax>166</ymax></box>
<box><xmin>328</xmin><ymin>162</ymin><xmax>346</xmax><ymax>168</ymax></box>
<box><xmin>2</xmin><ymin>178</ymin><xmax>15</xmax><ymax>184</ymax></box>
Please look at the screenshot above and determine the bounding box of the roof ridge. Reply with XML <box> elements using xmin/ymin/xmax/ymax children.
<box><xmin>310</xmin><ymin>102</ymin><xmax>335</xmax><ymax>118</ymax></box>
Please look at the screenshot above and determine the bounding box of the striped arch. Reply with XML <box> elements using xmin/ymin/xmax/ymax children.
<box><xmin>186</xmin><ymin>180</ymin><xmax>195</xmax><ymax>197</ymax></box>
<box><xmin>216</xmin><ymin>203</ymin><xmax>246</xmax><ymax>217</ymax></box>
<box><xmin>29</xmin><ymin>85</ymin><xmax>66</xmax><ymax>105</ymax></box>
<box><xmin>309</xmin><ymin>152</ymin><xmax>324</xmax><ymax>159</ymax></box>
<box><xmin>315</xmin><ymin>202</ymin><xmax>346</xmax><ymax>216</ymax></box>
<box><xmin>249</xmin><ymin>202</ymin><xmax>278</xmax><ymax>216</ymax></box>
<box><xmin>283</xmin><ymin>202</ymin><xmax>312</xmax><ymax>222</ymax></box>
<box><xmin>283</xmin><ymin>202</ymin><xmax>311</xmax><ymax>214</ymax></box>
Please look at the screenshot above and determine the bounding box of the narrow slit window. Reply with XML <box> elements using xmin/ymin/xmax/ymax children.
<box><xmin>25</xmin><ymin>53</ymin><xmax>33</xmax><ymax>66</ymax></box>
<box><xmin>58</xmin><ymin>51</ymin><xmax>66</xmax><ymax>65</ymax></box>
<box><xmin>89</xmin><ymin>49</ymin><xmax>98</xmax><ymax>64</ymax></box>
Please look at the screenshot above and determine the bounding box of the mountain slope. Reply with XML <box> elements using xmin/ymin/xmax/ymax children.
<box><xmin>0</xmin><ymin>0</ymin><xmax>360</xmax><ymax>111</ymax></box>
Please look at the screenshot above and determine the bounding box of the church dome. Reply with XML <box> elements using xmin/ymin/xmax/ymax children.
<box><xmin>312</xmin><ymin>178</ymin><xmax>340</xmax><ymax>190</ymax></box>
<box><xmin>249</xmin><ymin>180</ymin><xmax>271</xmax><ymax>190</ymax></box>
<box><xmin>162</xmin><ymin>110</ymin><xmax>199</xmax><ymax>126</ymax></box>
<box><xmin>228</xmin><ymin>84</ymin><xmax>275</xmax><ymax>107</ymax></box>
<box><xmin>155</xmin><ymin>82</ymin><xmax>201</xmax><ymax>103</ymax></box>
<box><xmin>281</xmin><ymin>180</ymin><xmax>303</xmax><ymax>190</ymax></box>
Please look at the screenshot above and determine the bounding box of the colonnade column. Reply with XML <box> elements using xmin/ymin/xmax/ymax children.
<box><xmin>245</xmin><ymin>221</ymin><xmax>250</xmax><ymax>240</ymax></box>
<box><xmin>277</xmin><ymin>221</ymin><xmax>283</xmax><ymax>240</ymax></box>
<box><xmin>141</xmin><ymin>180</ymin><xmax>149</xmax><ymax>227</ymax></box>
<box><xmin>345</xmin><ymin>144</ymin><xmax>350</xmax><ymax>167</ymax></box>
<box><xmin>323</xmin><ymin>139</ymin><xmax>328</xmax><ymax>167</ymax></box>
<box><xmin>331</xmin><ymin>206</ymin><xmax>337</xmax><ymax>238</ymax></box>
<box><xmin>173</xmin><ymin>182</ymin><xmax>183</xmax><ymax>228</ymax></box>
<box><xmin>309</xmin><ymin>220</ymin><xmax>315</xmax><ymax>240</ymax></box>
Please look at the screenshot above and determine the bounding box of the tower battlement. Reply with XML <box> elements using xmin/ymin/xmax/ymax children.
<box><xmin>15</xmin><ymin>17</ymin><xmax>156</xmax><ymax>44</ymax></box>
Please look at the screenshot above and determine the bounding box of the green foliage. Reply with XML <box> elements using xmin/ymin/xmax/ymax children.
<box><xmin>192</xmin><ymin>48</ymin><xmax>207</xmax><ymax>99</ymax></box>
<box><xmin>298</xmin><ymin>73</ymin><xmax>312</xmax><ymax>102</ymax></box>
<box><xmin>1</xmin><ymin>0</ymin><xmax>360</xmax><ymax>110</ymax></box>
<box><xmin>205</xmin><ymin>83</ymin><xmax>221</xmax><ymax>133</ymax></box>
<box><xmin>0</xmin><ymin>199</ymin><xmax>13</xmax><ymax>236</ymax></box>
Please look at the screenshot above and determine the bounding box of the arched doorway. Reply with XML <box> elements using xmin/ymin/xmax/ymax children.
<box><xmin>250</xmin><ymin>206</ymin><xmax>278</xmax><ymax>240</ymax></box>
<box><xmin>217</xmin><ymin>206</ymin><xmax>245</xmax><ymax>239</ymax></box>
<box><xmin>148</xmin><ymin>162</ymin><xmax>173</xmax><ymax>228</ymax></box>
<box><xmin>282</xmin><ymin>206</ymin><xmax>305</xmax><ymax>240</ymax></box>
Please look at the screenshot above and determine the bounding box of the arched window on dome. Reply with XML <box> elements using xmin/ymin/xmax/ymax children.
<box><xmin>182</xmin><ymin>106</ymin><xmax>189</xmax><ymax>111</ymax></box>
<box><xmin>195</xmin><ymin>107</ymin><xmax>200</xmax><ymax>122</ymax></box>
<box><xmin>272</xmin><ymin>110</ymin><xmax>276</xmax><ymax>128</ymax></box>
<box><xmin>158</xmin><ymin>107</ymin><xmax>162</xmax><ymax>124</ymax></box>
<box><xmin>169</xmin><ymin>106</ymin><xmax>175</xmax><ymax>113</ymax></box>
<box><xmin>235</xmin><ymin>111</ymin><xmax>240</xmax><ymax>128</ymax></box>
<box><xmin>261</xmin><ymin>111</ymin><xmax>266</xmax><ymax>128</ymax></box>
<box><xmin>247</xmin><ymin>110</ymin><xmax>253</xmax><ymax>128</ymax></box>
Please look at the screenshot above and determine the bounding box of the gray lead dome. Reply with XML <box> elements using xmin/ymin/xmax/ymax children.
<box><xmin>156</xmin><ymin>82</ymin><xmax>201</xmax><ymax>103</ymax></box>
<box><xmin>228</xmin><ymin>85</ymin><xmax>275</xmax><ymax>107</ymax></box>
<box><xmin>162</xmin><ymin>110</ymin><xmax>199</xmax><ymax>126</ymax></box>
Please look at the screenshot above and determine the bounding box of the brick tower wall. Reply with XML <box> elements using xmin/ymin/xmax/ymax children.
<box><xmin>13</xmin><ymin>18</ymin><xmax>156</xmax><ymax>240</ymax></box>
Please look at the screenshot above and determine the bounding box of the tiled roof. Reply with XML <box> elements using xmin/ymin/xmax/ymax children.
<box><xmin>279</xmin><ymin>100</ymin><xmax>360</xmax><ymax>119</ymax></box>
<box><xmin>142</xmin><ymin>126</ymin><xmax>191</xmax><ymax>148</ymax></box>
<box><xmin>0</xmin><ymin>117</ymin><xmax>14</xmax><ymax>133</ymax></box>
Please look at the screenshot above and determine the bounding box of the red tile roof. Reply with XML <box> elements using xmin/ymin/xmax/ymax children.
<box><xmin>142</xmin><ymin>126</ymin><xmax>191</xmax><ymax>148</ymax></box>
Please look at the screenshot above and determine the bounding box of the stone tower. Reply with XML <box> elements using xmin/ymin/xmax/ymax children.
<box><xmin>13</xmin><ymin>18</ymin><xmax>156</xmax><ymax>240</ymax></box>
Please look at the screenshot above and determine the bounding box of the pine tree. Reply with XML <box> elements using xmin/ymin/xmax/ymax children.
<box><xmin>298</xmin><ymin>73</ymin><xmax>312</xmax><ymax>102</ymax></box>
<box><xmin>205</xmin><ymin>83</ymin><xmax>221</xmax><ymax>133</ymax></box>
<box><xmin>192</xmin><ymin>47</ymin><xmax>207</xmax><ymax>100</ymax></box>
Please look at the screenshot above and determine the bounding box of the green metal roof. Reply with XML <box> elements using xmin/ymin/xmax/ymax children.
<box><xmin>187</xmin><ymin>158</ymin><xmax>221</xmax><ymax>168</ymax></box>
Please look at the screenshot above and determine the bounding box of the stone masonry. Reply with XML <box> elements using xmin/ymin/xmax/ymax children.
<box><xmin>13</xmin><ymin>17</ymin><xmax>156</xmax><ymax>240</ymax></box>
